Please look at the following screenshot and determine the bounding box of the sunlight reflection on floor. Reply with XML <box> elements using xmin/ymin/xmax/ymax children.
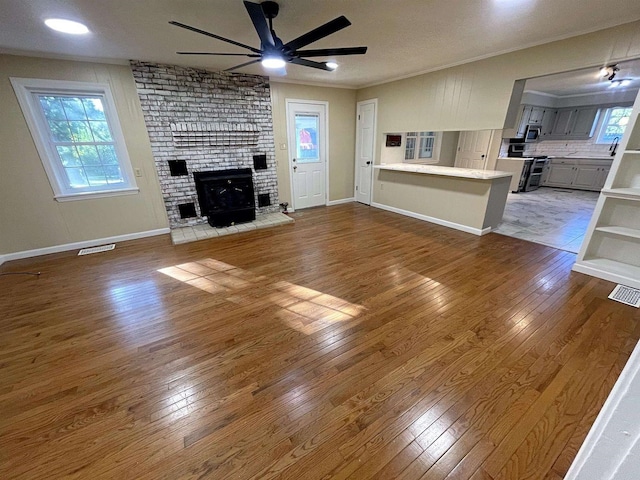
<box><xmin>158</xmin><ymin>259</ymin><xmax>367</xmax><ymax>335</ymax></box>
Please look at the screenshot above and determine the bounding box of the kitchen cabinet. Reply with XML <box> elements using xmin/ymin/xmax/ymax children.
<box><xmin>543</xmin><ymin>158</ymin><xmax>613</xmax><ymax>190</ymax></box>
<box><xmin>548</xmin><ymin>107</ymin><xmax>599</xmax><ymax>139</ymax></box>
<box><xmin>516</xmin><ymin>105</ymin><xmax>549</xmax><ymax>137</ymax></box>
<box><xmin>573</xmin><ymin>90</ymin><xmax>640</xmax><ymax>289</ymax></box>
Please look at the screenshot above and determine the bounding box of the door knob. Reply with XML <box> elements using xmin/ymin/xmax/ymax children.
<box><xmin>366</xmin><ymin>161</ymin><xmax>371</xmax><ymax>165</ymax></box>
<box><xmin>293</xmin><ymin>165</ymin><xmax>297</xmax><ymax>171</ymax></box>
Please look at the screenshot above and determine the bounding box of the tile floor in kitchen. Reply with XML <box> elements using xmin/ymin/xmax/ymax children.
<box><xmin>492</xmin><ymin>187</ymin><xmax>600</xmax><ymax>253</ymax></box>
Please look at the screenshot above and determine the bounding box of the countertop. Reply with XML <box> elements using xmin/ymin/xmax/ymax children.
<box><xmin>375</xmin><ymin>163</ymin><xmax>513</xmax><ymax>180</ymax></box>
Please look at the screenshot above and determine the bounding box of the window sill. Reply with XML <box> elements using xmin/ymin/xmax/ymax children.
<box><xmin>54</xmin><ymin>187</ymin><xmax>140</xmax><ymax>202</ymax></box>
<box><xmin>404</xmin><ymin>159</ymin><xmax>439</xmax><ymax>165</ymax></box>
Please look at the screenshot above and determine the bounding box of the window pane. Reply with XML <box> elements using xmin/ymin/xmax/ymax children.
<box><xmin>65</xmin><ymin>167</ymin><xmax>89</xmax><ymax>188</ymax></box>
<box><xmin>104</xmin><ymin>165</ymin><xmax>124</xmax><ymax>184</ymax></box>
<box><xmin>97</xmin><ymin>145</ymin><xmax>118</xmax><ymax>164</ymax></box>
<box><xmin>598</xmin><ymin>107</ymin><xmax>632</xmax><ymax>144</ymax></box>
<box><xmin>39</xmin><ymin>96</ymin><xmax>66</xmax><ymax>120</ymax></box>
<box><xmin>56</xmin><ymin>146</ymin><xmax>81</xmax><ymax>167</ymax></box>
<box><xmin>295</xmin><ymin>114</ymin><xmax>319</xmax><ymax>163</ymax></box>
<box><xmin>60</xmin><ymin>97</ymin><xmax>87</xmax><ymax>120</ymax></box>
<box><xmin>90</xmin><ymin>121</ymin><xmax>113</xmax><ymax>142</ymax></box>
<box><xmin>77</xmin><ymin>145</ymin><xmax>101</xmax><ymax>166</ymax></box>
<box><xmin>419</xmin><ymin>136</ymin><xmax>434</xmax><ymax>158</ymax></box>
<box><xmin>48</xmin><ymin>120</ymin><xmax>73</xmax><ymax>142</ymax></box>
<box><xmin>82</xmin><ymin>98</ymin><xmax>106</xmax><ymax>120</ymax></box>
<box><xmin>84</xmin><ymin>166</ymin><xmax>108</xmax><ymax>186</ymax></box>
<box><xmin>69</xmin><ymin>121</ymin><xmax>94</xmax><ymax>142</ymax></box>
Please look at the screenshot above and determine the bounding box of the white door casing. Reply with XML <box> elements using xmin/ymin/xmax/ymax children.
<box><xmin>455</xmin><ymin>129</ymin><xmax>493</xmax><ymax>169</ymax></box>
<box><xmin>286</xmin><ymin>100</ymin><xmax>328</xmax><ymax>210</ymax></box>
<box><xmin>355</xmin><ymin>99</ymin><xmax>377</xmax><ymax>205</ymax></box>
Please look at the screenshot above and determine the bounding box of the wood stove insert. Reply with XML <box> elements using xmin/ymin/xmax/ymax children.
<box><xmin>194</xmin><ymin>168</ymin><xmax>255</xmax><ymax>228</ymax></box>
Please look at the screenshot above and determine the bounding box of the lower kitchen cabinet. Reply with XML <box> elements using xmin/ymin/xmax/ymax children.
<box><xmin>543</xmin><ymin>158</ymin><xmax>613</xmax><ymax>191</ymax></box>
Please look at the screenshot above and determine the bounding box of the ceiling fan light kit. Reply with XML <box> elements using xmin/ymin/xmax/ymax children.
<box><xmin>170</xmin><ymin>0</ymin><xmax>367</xmax><ymax>72</ymax></box>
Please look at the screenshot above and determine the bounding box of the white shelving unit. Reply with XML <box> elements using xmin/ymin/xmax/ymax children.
<box><xmin>573</xmin><ymin>91</ymin><xmax>640</xmax><ymax>289</ymax></box>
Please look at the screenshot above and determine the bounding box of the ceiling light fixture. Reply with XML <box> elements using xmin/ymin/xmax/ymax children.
<box><xmin>326</xmin><ymin>62</ymin><xmax>338</xmax><ymax>70</ymax></box>
<box><xmin>261</xmin><ymin>55</ymin><xmax>286</xmax><ymax>69</ymax></box>
<box><xmin>44</xmin><ymin>18</ymin><xmax>89</xmax><ymax>35</ymax></box>
<box><xmin>600</xmin><ymin>64</ymin><xmax>620</xmax><ymax>81</ymax></box>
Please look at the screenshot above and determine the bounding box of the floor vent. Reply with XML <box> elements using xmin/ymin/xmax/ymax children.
<box><xmin>78</xmin><ymin>244</ymin><xmax>115</xmax><ymax>256</ymax></box>
<box><xmin>609</xmin><ymin>284</ymin><xmax>640</xmax><ymax>308</ymax></box>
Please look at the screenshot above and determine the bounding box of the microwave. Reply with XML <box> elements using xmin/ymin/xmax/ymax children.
<box><xmin>524</xmin><ymin>125</ymin><xmax>541</xmax><ymax>143</ymax></box>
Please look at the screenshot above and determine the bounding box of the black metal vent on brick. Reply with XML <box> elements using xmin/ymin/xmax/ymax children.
<box><xmin>168</xmin><ymin>160</ymin><xmax>188</xmax><ymax>176</ymax></box>
<box><xmin>178</xmin><ymin>202</ymin><xmax>197</xmax><ymax>219</ymax></box>
<box><xmin>253</xmin><ymin>154</ymin><xmax>267</xmax><ymax>170</ymax></box>
<box><xmin>194</xmin><ymin>169</ymin><xmax>256</xmax><ymax>228</ymax></box>
<box><xmin>258</xmin><ymin>193</ymin><xmax>271</xmax><ymax>207</ymax></box>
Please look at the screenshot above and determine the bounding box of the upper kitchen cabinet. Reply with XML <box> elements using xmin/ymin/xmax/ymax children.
<box><xmin>548</xmin><ymin>106</ymin><xmax>600</xmax><ymax>139</ymax></box>
<box><xmin>515</xmin><ymin>104</ymin><xmax>550</xmax><ymax>137</ymax></box>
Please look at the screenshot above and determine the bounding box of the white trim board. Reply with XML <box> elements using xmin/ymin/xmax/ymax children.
<box><xmin>0</xmin><ymin>228</ymin><xmax>170</xmax><ymax>265</ymax></box>
<box><xmin>565</xmin><ymin>338</ymin><xmax>640</xmax><ymax>479</ymax></box>
<box><xmin>370</xmin><ymin>202</ymin><xmax>492</xmax><ymax>236</ymax></box>
<box><xmin>327</xmin><ymin>198</ymin><xmax>355</xmax><ymax>206</ymax></box>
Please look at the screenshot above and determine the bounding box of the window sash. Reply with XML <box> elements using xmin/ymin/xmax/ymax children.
<box><xmin>10</xmin><ymin>78</ymin><xmax>137</xmax><ymax>200</ymax></box>
<box><xmin>596</xmin><ymin>107</ymin><xmax>632</xmax><ymax>144</ymax></box>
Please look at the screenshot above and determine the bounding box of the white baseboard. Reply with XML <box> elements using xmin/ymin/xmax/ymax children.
<box><xmin>370</xmin><ymin>202</ymin><xmax>491</xmax><ymax>236</ymax></box>
<box><xmin>327</xmin><ymin>197</ymin><xmax>355</xmax><ymax>206</ymax></box>
<box><xmin>0</xmin><ymin>228</ymin><xmax>170</xmax><ymax>265</ymax></box>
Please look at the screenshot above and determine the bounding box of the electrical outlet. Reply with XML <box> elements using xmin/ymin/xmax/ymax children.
<box><xmin>134</xmin><ymin>168</ymin><xmax>143</xmax><ymax>177</ymax></box>
<box><xmin>280</xmin><ymin>143</ymin><xmax>287</xmax><ymax>150</ymax></box>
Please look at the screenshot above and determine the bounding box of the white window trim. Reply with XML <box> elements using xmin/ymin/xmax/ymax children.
<box><xmin>10</xmin><ymin>77</ymin><xmax>138</xmax><ymax>201</ymax></box>
<box><xmin>403</xmin><ymin>131</ymin><xmax>442</xmax><ymax>165</ymax></box>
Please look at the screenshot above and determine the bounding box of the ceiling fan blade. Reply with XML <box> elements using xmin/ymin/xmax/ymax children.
<box><xmin>284</xmin><ymin>16</ymin><xmax>351</xmax><ymax>51</ymax></box>
<box><xmin>177</xmin><ymin>52</ymin><xmax>260</xmax><ymax>57</ymax></box>
<box><xmin>169</xmin><ymin>21</ymin><xmax>260</xmax><ymax>54</ymax></box>
<box><xmin>226</xmin><ymin>59</ymin><xmax>261</xmax><ymax>72</ymax></box>
<box><xmin>294</xmin><ymin>47</ymin><xmax>367</xmax><ymax>57</ymax></box>
<box><xmin>243</xmin><ymin>1</ymin><xmax>275</xmax><ymax>48</ymax></box>
<box><xmin>289</xmin><ymin>57</ymin><xmax>332</xmax><ymax>71</ymax></box>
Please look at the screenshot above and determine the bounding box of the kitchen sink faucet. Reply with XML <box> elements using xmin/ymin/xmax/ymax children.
<box><xmin>610</xmin><ymin>136</ymin><xmax>620</xmax><ymax>156</ymax></box>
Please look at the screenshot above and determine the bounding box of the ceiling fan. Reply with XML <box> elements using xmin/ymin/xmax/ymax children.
<box><xmin>169</xmin><ymin>0</ymin><xmax>367</xmax><ymax>72</ymax></box>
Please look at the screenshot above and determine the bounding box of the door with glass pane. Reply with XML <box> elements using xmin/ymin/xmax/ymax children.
<box><xmin>286</xmin><ymin>101</ymin><xmax>327</xmax><ymax>209</ymax></box>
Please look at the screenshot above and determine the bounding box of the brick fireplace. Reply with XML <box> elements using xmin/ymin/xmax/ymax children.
<box><xmin>130</xmin><ymin>61</ymin><xmax>279</xmax><ymax>228</ymax></box>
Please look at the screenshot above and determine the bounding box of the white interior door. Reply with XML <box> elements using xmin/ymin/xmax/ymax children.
<box><xmin>455</xmin><ymin>130</ymin><xmax>493</xmax><ymax>169</ymax></box>
<box><xmin>287</xmin><ymin>101</ymin><xmax>327</xmax><ymax>210</ymax></box>
<box><xmin>355</xmin><ymin>99</ymin><xmax>377</xmax><ymax>205</ymax></box>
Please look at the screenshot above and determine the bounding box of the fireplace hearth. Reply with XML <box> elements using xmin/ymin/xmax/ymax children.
<box><xmin>194</xmin><ymin>169</ymin><xmax>256</xmax><ymax>228</ymax></box>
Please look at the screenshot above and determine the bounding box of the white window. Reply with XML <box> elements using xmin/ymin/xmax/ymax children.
<box><xmin>11</xmin><ymin>78</ymin><xmax>138</xmax><ymax>201</ymax></box>
<box><xmin>596</xmin><ymin>106</ymin><xmax>633</xmax><ymax>144</ymax></box>
<box><xmin>404</xmin><ymin>131</ymin><xmax>441</xmax><ymax>164</ymax></box>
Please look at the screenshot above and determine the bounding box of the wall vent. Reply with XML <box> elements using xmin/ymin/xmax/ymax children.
<box><xmin>78</xmin><ymin>244</ymin><xmax>115</xmax><ymax>256</ymax></box>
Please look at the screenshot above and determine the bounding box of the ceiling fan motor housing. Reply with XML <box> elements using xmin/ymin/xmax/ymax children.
<box><xmin>261</xmin><ymin>1</ymin><xmax>279</xmax><ymax>20</ymax></box>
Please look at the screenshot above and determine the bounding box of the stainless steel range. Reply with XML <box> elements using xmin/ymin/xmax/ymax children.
<box><xmin>517</xmin><ymin>156</ymin><xmax>548</xmax><ymax>192</ymax></box>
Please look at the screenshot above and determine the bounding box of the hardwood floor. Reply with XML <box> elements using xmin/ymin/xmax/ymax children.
<box><xmin>1</xmin><ymin>203</ymin><xmax>638</xmax><ymax>479</ymax></box>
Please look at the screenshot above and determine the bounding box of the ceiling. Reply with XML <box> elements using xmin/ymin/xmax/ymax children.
<box><xmin>1</xmin><ymin>0</ymin><xmax>640</xmax><ymax>89</ymax></box>
<box><xmin>525</xmin><ymin>58</ymin><xmax>640</xmax><ymax>97</ymax></box>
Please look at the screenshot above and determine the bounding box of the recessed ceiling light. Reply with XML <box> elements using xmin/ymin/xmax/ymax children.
<box><xmin>326</xmin><ymin>62</ymin><xmax>338</xmax><ymax>70</ymax></box>
<box><xmin>261</xmin><ymin>56</ymin><xmax>286</xmax><ymax>69</ymax></box>
<box><xmin>44</xmin><ymin>18</ymin><xmax>89</xmax><ymax>35</ymax></box>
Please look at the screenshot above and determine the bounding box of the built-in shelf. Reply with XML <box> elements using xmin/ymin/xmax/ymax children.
<box><xmin>573</xmin><ymin>90</ymin><xmax>640</xmax><ymax>288</ymax></box>
<box><xmin>573</xmin><ymin>258</ymin><xmax>640</xmax><ymax>289</ymax></box>
<box><xmin>595</xmin><ymin>225</ymin><xmax>640</xmax><ymax>240</ymax></box>
<box><xmin>602</xmin><ymin>188</ymin><xmax>640</xmax><ymax>200</ymax></box>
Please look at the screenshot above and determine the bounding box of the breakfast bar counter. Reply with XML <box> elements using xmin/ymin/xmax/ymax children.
<box><xmin>372</xmin><ymin>163</ymin><xmax>513</xmax><ymax>235</ymax></box>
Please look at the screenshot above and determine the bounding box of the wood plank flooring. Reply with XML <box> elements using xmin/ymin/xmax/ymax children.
<box><xmin>1</xmin><ymin>203</ymin><xmax>638</xmax><ymax>479</ymax></box>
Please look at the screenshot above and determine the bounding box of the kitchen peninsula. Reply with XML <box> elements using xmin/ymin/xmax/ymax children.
<box><xmin>372</xmin><ymin>163</ymin><xmax>512</xmax><ymax>235</ymax></box>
